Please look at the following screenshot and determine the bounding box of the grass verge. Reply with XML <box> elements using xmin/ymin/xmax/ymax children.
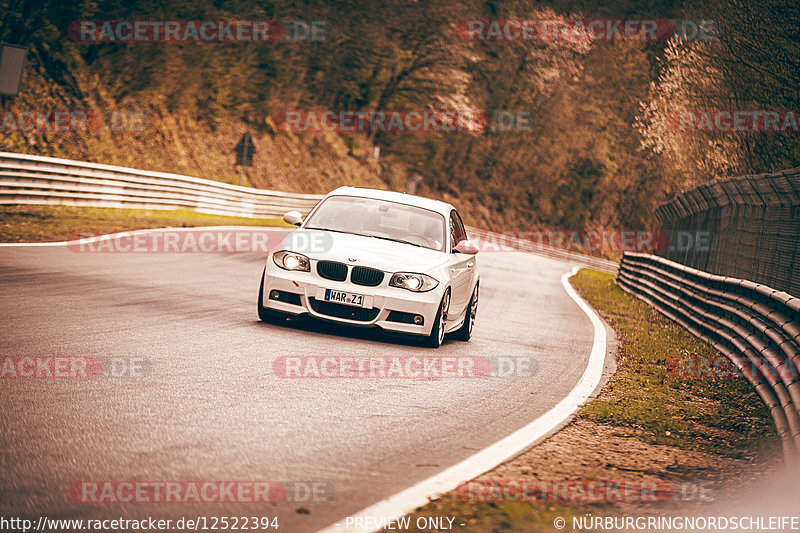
<box><xmin>575</xmin><ymin>269</ymin><xmax>775</xmax><ymax>458</ymax></box>
<box><xmin>391</xmin><ymin>269</ymin><xmax>779</xmax><ymax>532</ymax></box>
<box><xmin>0</xmin><ymin>205</ymin><xmax>288</xmax><ymax>243</ymax></box>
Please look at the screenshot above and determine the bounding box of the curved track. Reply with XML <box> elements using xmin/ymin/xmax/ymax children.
<box><xmin>0</xmin><ymin>244</ymin><xmax>599</xmax><ymax>531</ymax></box>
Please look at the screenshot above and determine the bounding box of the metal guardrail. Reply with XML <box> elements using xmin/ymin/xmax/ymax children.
<box><xmin>618</xmin><ymin>252</ymin><xmax>800</xmax><ymax>462</ymax></box>
<box><xmin>0</xmin><ymin>152</ymin><xmax>324</xmax><ymax>218</ymax></box>
<box><xmin>1</xmin><ymin>151</ymin><xmax>619</xmax><ymax>271</ymax></box>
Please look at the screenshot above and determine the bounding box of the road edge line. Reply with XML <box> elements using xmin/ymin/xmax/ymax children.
<box><xmin>317</xmin><ymin>265</ymin><xmax>608</xmax><ymax>533</ymax></box>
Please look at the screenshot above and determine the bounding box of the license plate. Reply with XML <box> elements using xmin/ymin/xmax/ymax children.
<box><xmin>320</xmin><ymin>289</ymin><xmax>371</xmax><ymax>308</ymax></box>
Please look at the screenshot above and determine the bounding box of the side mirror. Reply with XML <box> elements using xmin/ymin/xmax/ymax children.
<box><xmin>453</xmin><ymin>240</ymin><xmax>479</xmax><ymax>254</ymax></box>
<box><xmin>283</xmin><ymin>211</ymin><xmax>303</xmax><ymax>226</ymax></box>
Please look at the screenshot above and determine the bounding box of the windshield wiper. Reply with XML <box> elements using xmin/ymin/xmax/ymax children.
<box><xmin>362</xmin><ymin>234</ymin><xmax>423</xmax><ymax>247</ymax></box>
<box><xmin>311</xmin><ymin>228</ymin><xmax>425</xmax><ymax>248</ymax></box>
<box><xmin>309</xmin><ymin>227</ymin><xmax>353</xmax><ymax>235</ymax></box>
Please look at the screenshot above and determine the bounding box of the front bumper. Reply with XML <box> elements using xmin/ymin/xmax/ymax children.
<box><xmin>261</xmin><ymin>261</ymin><xmax>443</xmax><ymax>336</ymax></box>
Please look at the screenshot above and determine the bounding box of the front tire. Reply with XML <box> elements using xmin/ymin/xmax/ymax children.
<box><xmin>424</xmin><ymin>289</ymin><xmax>450</xmax><ymax>348</ymax></box>
<box><xmin>453</xmin><ymin>284</ymin><xmax>478</xmax><ymax>341</ymax></box>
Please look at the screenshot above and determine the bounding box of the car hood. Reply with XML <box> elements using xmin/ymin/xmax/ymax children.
<box><xmin>281</xmin><ymin>229</ymin><xmax>447</xmax><ymax>274</ymax></box>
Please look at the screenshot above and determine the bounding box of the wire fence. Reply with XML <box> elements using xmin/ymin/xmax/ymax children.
<box><xmin>655</xmin><ymin>167</ymin><xmax>800</xmax><ymax>297</ymax></box>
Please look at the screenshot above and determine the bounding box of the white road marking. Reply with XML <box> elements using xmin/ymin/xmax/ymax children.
<box><xmin>318</xmin><ymin>266</ymin><xmax>608</xmax><ymax>533</ymax></box>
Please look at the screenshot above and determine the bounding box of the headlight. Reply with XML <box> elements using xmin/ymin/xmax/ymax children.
<box><xmin>272</xmin><ymin>251</ymin><xmax>310</xmax><ymax>272</ymax></box>
<box><xmin>389</xmin><ymin>272</ymin><xmax>439</xmax><ymax>292</ymax></box>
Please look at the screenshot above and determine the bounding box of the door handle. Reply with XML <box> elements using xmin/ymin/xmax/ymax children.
<box><xmin>467</xmin><ymin>261</ymin><xmax>474</xmax><ymax>268</ymax></box>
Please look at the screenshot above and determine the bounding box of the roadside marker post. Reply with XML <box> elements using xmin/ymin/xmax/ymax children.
<box><xmin>234</xmin><ymin>132</ymin><xmax>256</xmax><ymax>186</ymax></box>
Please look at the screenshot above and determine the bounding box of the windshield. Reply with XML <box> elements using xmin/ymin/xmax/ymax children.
<box><xmin>304</xmin><ymin>195</ymin><xmax>446</xmax><ymax>252</ymax></box>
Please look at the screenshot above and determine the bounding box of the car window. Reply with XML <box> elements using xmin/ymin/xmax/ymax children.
<box><xmin>449</xmin><ymin>210</ymin><xmax>467</xmax><ymax>250</ymax></box>
<box><xmin>453</xmin><ymin>210</ymin><xmax>467</xmax><ymax>242</ymax></box>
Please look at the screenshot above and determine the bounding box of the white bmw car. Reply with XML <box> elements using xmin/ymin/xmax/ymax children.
<box><xmin>257</xmin><ymin>186</ymin><xmax>480</xmax><ymax>347</ymax></box>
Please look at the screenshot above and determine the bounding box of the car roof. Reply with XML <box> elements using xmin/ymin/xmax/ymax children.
<box><xmin>326</xmin><ymin>186</ymin><xmax>455</xmax><ymax>216</ymax></box>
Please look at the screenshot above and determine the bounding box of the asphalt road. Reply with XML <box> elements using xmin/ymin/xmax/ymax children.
<box><xmin>0</xmin><ymin>244</ymin><xmax>595</xmax><ymax>532</ymax></box>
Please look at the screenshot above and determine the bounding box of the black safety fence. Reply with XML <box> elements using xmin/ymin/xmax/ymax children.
<box><xmin>654</xmin><ymin>167</ymin><xmax>800</xmax><ymax>297</ymax></box>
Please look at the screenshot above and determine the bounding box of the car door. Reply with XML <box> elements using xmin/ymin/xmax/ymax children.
<box><xmin>447</xmin><ymin>210</ymin><xmax>474</xmax><ymax>320</ymax></box>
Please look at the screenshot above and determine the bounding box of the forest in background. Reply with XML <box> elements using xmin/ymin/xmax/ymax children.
<box><xmin>1</xmin><ymin>0</ymin><xmax>798</xmax><ymax>230</ymax></box>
